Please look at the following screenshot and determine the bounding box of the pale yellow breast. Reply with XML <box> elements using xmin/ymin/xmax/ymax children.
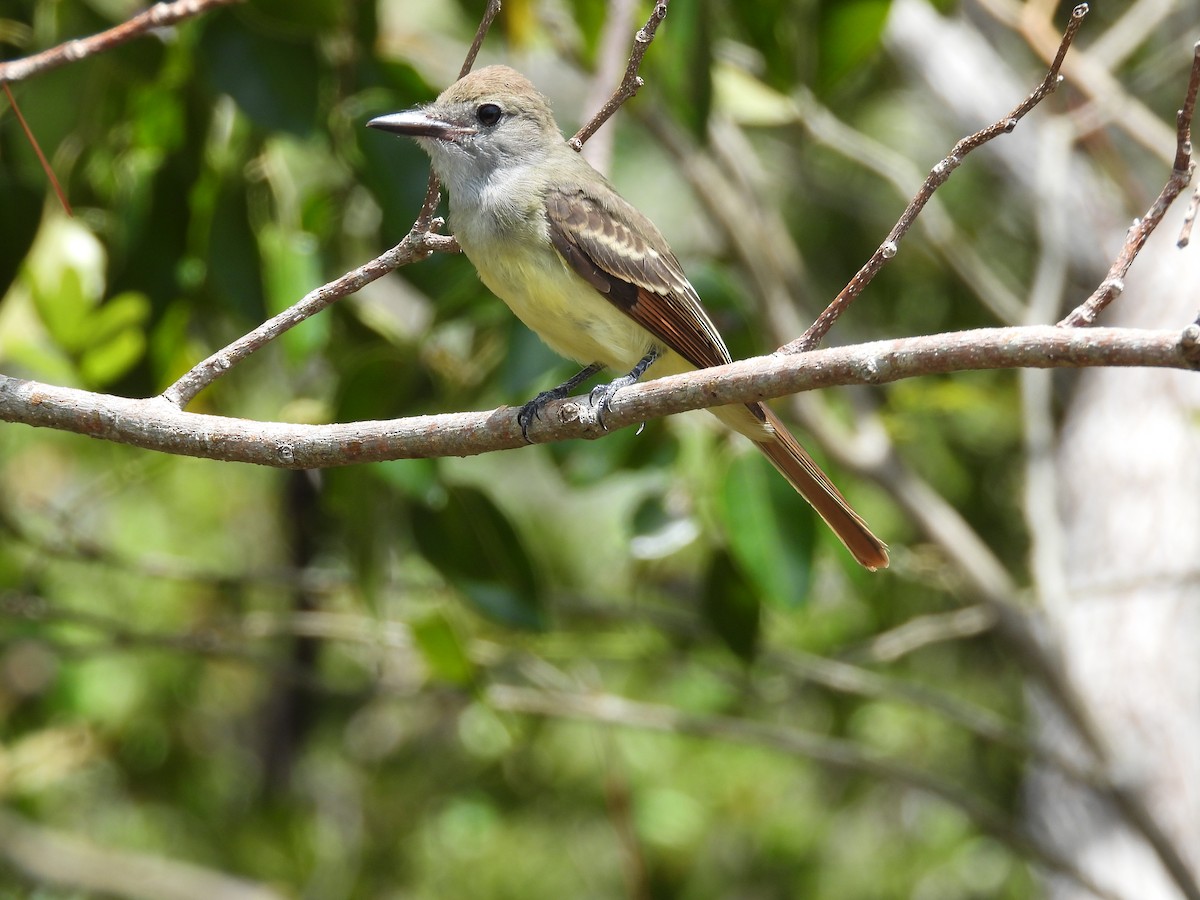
<box><xmin>460</xmin><ymin>224</ymin><xmax>657</xmax><ymax>373</ymax></box>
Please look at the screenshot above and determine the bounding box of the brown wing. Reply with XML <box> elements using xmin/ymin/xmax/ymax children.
<box><xmin>545</xmin><ymin>186</ymin><xmax>731</xmax><ymax>370</ymax></box>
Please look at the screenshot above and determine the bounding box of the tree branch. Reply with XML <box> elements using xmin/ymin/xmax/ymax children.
<box><xmin>785</xmin><ymin>3</ymin><xmax>1089</xmax><ymax>352</ymax></box>
<box><xmin>0</xmin><ymin>0</ymin><xmax>243</xmax><ymax>84</ymax></box>
<box><xmin>1059</xmin><ymin>38</ymin><xmax>1200</xmax><ymax>327</ymax></box>
<box><xmin>160</xmin><ymin>230</ymin><xmax>457</xmax><ymax>408</ymax></box>
<box><xmin>568</xmin><ymin>0</ymin><xmax>669</xmax><ymax>151</ymax></box>
<box><xmin>4</xmin><ymin>326</ymin><xmax>1196</xmax><ymax>467</ymax></box>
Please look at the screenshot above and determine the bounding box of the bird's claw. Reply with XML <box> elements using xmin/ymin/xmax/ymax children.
<box><xmin>517</xmin><ymin>391</ymin><xmax>554</xmax><ymax>443</ymax></box>
<box><xmin>587</xmin><ymin>376</ymin><xmax>635</xmax><ymax>431</ymax></box>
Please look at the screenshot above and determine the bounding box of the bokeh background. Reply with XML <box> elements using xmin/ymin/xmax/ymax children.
<box><xmin>1</xmin><ymin>1</ymin><xmax>1197</xmax><ymax>898</ymax></box>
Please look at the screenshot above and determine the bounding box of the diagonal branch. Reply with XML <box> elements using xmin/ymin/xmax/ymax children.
<box><xmin>569</xmin><ymin>0</ymin><xmax>669</xmax><ymax>150</ymax></box>
<box><xmin>1059</xmin><ymin>39</ymin><xmax>1200</xmax><ymax>327</ymax></box>
<box><xmin>785</xmin><ymin>3</ymin><xmax>1089</xmax><ymax>352</ymax></box>
<box><xmin>410</xmin><ymin>0</ymin><xmax>504</xmax><ymax>236</ymax></box>
<box><xmin>160</xmin><ymin>225</ymin><xmax>457</xmax><ymax>409</ymax></box>
<box><xmin>0</xmin><ymin>0</ymin><xmax>243</xmax><ymax>84</ymax></box>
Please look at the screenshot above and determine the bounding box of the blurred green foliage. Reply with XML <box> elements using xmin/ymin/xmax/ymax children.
<box><xmin>0</xmin><ymin>0</ymin><xmax>1175</xmax><ymax>896</ymax></box>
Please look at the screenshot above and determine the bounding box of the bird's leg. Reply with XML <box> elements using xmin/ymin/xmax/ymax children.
<box><xmin>517</xmin><ymin>362</ymin><xmax>605</xmax><ymax>442</ymax></box>
<box><xmin>588</xmin><ymin>347</ymin><xmax>660</xmax><ymax>430</ymax></box>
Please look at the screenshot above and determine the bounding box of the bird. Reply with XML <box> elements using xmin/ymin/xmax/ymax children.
<box><xmin>367</xmin><ymin>65</ymin><xmax>888</xmax><ymax>570</ymax></box>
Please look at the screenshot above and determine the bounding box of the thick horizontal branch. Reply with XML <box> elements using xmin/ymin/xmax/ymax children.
<box><xmin>1</xmin><ymin>326</ymin><xmax>1196</xmax><ymax>468</ymax></box>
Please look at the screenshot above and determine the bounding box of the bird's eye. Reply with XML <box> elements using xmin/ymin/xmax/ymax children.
<box><xmin>476</xmin><ymin>103</ymin><xmax>502</xmax><ymax>126</ymax></box>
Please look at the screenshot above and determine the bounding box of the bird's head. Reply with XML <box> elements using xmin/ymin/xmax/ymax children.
<box><xmin>368</xmin><ymin>65</ymin><xmax>564</xmax><ymax>192</ymax></box>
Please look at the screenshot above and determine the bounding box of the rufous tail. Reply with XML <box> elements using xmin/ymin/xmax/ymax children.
<box><xmin>752</xmin><ymin>406</ymin><xmax>889</xmax><ymax>571</ymax></box>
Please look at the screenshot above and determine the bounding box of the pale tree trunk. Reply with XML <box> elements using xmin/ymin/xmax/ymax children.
<box><xmin>884</xmin><ymin>3</ymin><xmax>1200</xmax><ymax>894</ymax></box>
<box><xmin>1026</xmin><ymin>210</ymin><xmax>1200</xmax><ymax>898</ymax></box>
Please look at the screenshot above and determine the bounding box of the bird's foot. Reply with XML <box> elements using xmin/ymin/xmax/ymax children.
<box><xmin>586</xmin><ymin>348</ymin><xmax>660</xmax><ymax>431</ymax></box>
<box><xmin>517</xmin><ymin>387</ymin><xmax>569</xmax><ymax>442</ymax></box>
<box><xmin>516</xmin><ymin>363</ymin><xmax>604</xmax><ymax>442</ymax></box>
<box><xmin>586</xmin><ymin>374</ymin><xmax>638</xmax><ymax>430</ymax></box>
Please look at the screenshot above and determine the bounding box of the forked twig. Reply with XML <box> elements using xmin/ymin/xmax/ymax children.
<box><xmin>783</xmin><ymin>3</ymin><xmax>1090</xmax><ymax>353</ymax></box>
<box><xmin>1059</xmin><ymin>39</ymin><xmax>1200</xmax><ymax>326</ymax></box>
<box><xmin>569</xmin><ymin>1</ymin><xmax>669</xmax><ymax>150</ymax></box>
<box><xmin>160</xmin><ymin>233</ymin><xmax>456</xmax><ymax>408</ymax></box>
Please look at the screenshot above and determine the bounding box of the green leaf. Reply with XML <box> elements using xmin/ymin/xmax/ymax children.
<box><xmin>701</xmin><ymin>550</ymin><xmax>761</xmax><ymax>662</ymax></box>
<box><xmin>412</xmin><ymin>612</ymin><xmax>476</xmax><ymax>686</ymax></box>
<box><xmin>199</xmin><ymin>12</ymin><xmax>321</xmax><ymax>136</ymax></box>
<box><xmin>258</xmin><ymin>224</ymin><xmax>326</xmax><ymax>362</ymax></box>
<box><xmin>817</xmin><ymin>0</ymin><xmax>891</xmax><ymax>92</ymax></box>
<box><xmin>717</xmin><ymin>450</ymin><xmax>816</xmax><ymax>608</ymax></box>
<box><xmin>652</xmin><ymin>0</ymin><xmax>715</xmax><ymax>140</ymax></box>
<box><xmin>415</xmin><ymin>486</ymin><xmax>545</xmax><ymax>630</ymax></box>
<box><xmin>87</xmin><ymin>291</ymin><xmax>151</xmax><ymax>346</ymax></box>
<box><xmin>79</xmin><ymin>325</ymin><xmax>146</xmax><ymax>386</ymax></box>
<box><xmin>32</xmin><ymin>266</ymin><xmax>93</xmax><ymax>352</ymax></box>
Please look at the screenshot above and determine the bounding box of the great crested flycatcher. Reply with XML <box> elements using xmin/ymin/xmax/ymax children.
<box><xmin>368</xmin><ymin>65</ymin><xmax>888</xmax><ymax>570</ymax></box>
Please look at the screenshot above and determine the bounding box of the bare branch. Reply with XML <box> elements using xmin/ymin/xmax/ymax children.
<box><xmin>976</xmin><ymin>0</ymin><xmax>1175</xmax><ymax>165</ymax></box>
<box><xmin>1180</xmin><ymin>185</ymin><xmax>1200</xmax><ymax>248</ymax></box>
<box><xmin>785</xmin><ymin>3</ymin><xmax>1089</xmax><ymax>353</ymax></box>
<box><xmin>4</xmin><ymin>326</ymin><xmax>1196</xmax><ymax>467</ymax></box>
<box><xmin>791</xmin><ymin>87</ymin><xmax>1025</xmax><ymax>324</ymax></box>
<box><xmin>0</xmin><ymin>0</ymin><xmax>243</xmax><ymax>84</ymax></box>
<box><xmin>1059</xmin><ymin>39</ymin><xmax>1200</xmax><ymax>327</ymax></box>
<box><xmin>458</xmin><ymin>0</ymin><xmax>502</xmax><ymax>80</ymax></box>
<box><xmin>2</xmin><ymin>83</ymin><xmax>71</xmax><ymax>215</ymax></box>
<box><xmin>160</xmin><ymin>229</ymin><xmax>456</xmax><ymax>408</ymax></box>
<box><xmin>568</xmin><ymin>0</ymin><xmax>669</xmax><ymax>151</ymax></box>
<box><xmin>578</xmin><ymin>0</ymin><xmax>641</xmax><ymax>173</ymax></box>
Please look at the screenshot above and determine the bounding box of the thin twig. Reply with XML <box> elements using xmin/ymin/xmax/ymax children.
<box><xmin>578</xmin><ymin>0</ymin><xmax>641</xmax><ymax>174</ymax></box>
<box><xmin>976</xmin><ymin>0</ymin><xmax>1175</xmax><ymax>165</ymax></box>
<box><xmin>0</xmin><ymin>0</ymin><xmax>243</xmax><ymax>84</ymax></box>
<box><xmin>1059</xmin><ymin>39</ymin><xmax>1200</xmax><ymax>327</ymax></box>
<box><xmin>5</xmin><ymin>325</ymin><xmax>1197</xmax><ymax>468</ymax></box>
<box><xmin>1</xmin><ymin>83</ymin><xmax>71</xmax><ymax>214</ymax></box>
<box><xmin>160</xmin><ymin>230</ymin><xmax>457</xmax><ymax>408</ymax></box>
<box><xmin>866</xmin><ymin>606</ymin><xmax>998</xmax><ymax>662</ymax></box>
<box><xmin>785</xmin><ymin>3</ymin><xmax>1089</xmax><ymax>353</ymax></box>
<box><xmin>411</xmin><ymin>0</ymin><xmax>505</xmax><ymax>234</ymax></box>
<box><xmin>568</xmin><ymin>0</ymin><xmax>669</xmax><ymax>150</ymax></box>
<box><xmin>1180</xmin><ymin>186</ymin><xmax>1200</xmax><ymax>248</ymax></box>
<box><xmin>791</xmin><ymin>87</ymin><xmax>1025</xmax><ymax>324</ymax></box>
<box><xmin>458</xmin><ymin>0</ymin><xmax>501</xmax><ymax>79</ymax></box>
